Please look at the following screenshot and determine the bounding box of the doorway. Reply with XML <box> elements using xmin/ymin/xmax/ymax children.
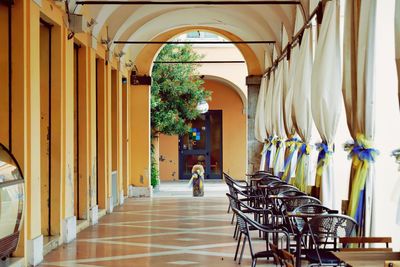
<box><xmin>40</xmin><ymin>20</ymin><xmax>52</xmax><ymax>237</ymax></box>
<box><xmin>179</xmin><ymin>110</ymin><xmax>222</xmax><ymax>179</ymax></box>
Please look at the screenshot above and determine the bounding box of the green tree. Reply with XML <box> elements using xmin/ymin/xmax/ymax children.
<box><xmin>150</xmin><ymin>44</ymin><xmax>210</xmax><ymax>187</ymax></box>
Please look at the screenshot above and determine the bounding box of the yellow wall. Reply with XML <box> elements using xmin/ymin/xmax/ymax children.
<box><xmin>159</xmin><ymin>79</ymin><xmax>247</xmax><ymax>180</ymax></box>
<box><xmin>0</xmin><ymin>0</ymin><xmax>131</xmax><ymax>262</ymax></box>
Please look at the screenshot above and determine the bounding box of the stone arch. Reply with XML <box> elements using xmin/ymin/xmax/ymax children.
<box><xmin>134</xmin><ymin>26</ymin><xmax>263</xmax><ymax>76</ymax></box>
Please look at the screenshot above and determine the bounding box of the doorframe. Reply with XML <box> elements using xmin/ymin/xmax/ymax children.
<box><xmin>178</xmin><ymin>110</ymin><xmax>223</xmax><ymax>180</ymax></box>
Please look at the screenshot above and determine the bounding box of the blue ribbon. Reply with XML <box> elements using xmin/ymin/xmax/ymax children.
<box><xmin>266</xmin><ymin>150</ymin><xmax>271</xmax><ymax>170</ymax></box>
<box><xmin>316</xmin><ymin>142</ymin><xmax>334</xmax><ymax>162</ymax></box>
<box><xmin>355</xmin><ymin>188</ymin><xmax>365</xmax><ymax>227</ymax></box>
<box><xmin>348</xmin><ymin>143</ymin><xmax>379</xmax><ymax>162</ymax></box>
<box><xmin>298</xmin><ymin>143</ymin><xmax>309</xmax><ymax>156</ymax></box>
<box><xmin>282</xmin><ymin>138</ymin><xmax>300</xmax><ymax>169</ymax></box>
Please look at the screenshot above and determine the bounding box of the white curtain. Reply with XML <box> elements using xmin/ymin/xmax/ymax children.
<box><xmin>255</xmin><ymin>77</ymin><xmax>268</xmax><ymax>170</ymax></box>
<box><xmin>255</xmin><ymin>77</ymin><xmax>268</xmax><ymax>143</ymax></box>
<box><xmin>292</xmin><ymin>28</ymin><xmax>314</xmax><ymax>192</ymax></box>
<box><xmin>272</xmin><ymin>63</ymin><xmax>287</xmax><ymax>176</ymax></box>
<box><xmin>265</xmin><ymin>73</ymin><xmax>276</xmax><ymax>170</ymax></box>
<box><xmin>282</xmin><ymin>47</ymin><xmax>300</xmax><ymax>183</ymax></box>
<box><xmin>311</xmin><ymin>0</ymin><xmax>341</xmax><ymax>209</ymax></box>
<box><xmin>342</xmin><ymin>0</ymin><xmax>377</xmax><ymax>236</ymax></box>
<box><xmin>395</xmin><ymin>0</ymin><xmax>400</xmax><ymax>224</ymax></box>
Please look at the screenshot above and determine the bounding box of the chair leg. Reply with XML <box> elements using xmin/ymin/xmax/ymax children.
<box><xmin>251</xmin><ymin>258</ymin><xmax>257</xmax><ymax>267</ymax></box>
<box><xmin>239</xmin><ymin>236</ymin><xmax>247</xmax><ymax>265</ymax></box>
<box><xmin>231</xmin><ymin>212</ymin><xmax>235</xmax><ymax>224</ymax></box>
<box><xmin>233</xmin><ymin>221</ymin><xmax>238</xmax><ymax>239</ymax></box>
<box><xmin>234</xmin><ymin>232</ymin><xmax>242</xmax><ymax>261</ymax></box>
<box><xmin>227</xmin><ymin>204</ymin><xmax>231</xmax><ymax>213</ymax></box>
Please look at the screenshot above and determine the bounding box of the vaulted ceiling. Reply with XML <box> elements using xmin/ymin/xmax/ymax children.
<box><xmin>68</xmin><ymin>0</ymin><xmax>320</xmax><ymax>71</ymax></box>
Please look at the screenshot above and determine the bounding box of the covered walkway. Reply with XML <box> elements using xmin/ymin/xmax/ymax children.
<box><xmin>1</xmin><ymin>0</ymin><xmax>400</xmax><ymax>266</ymax></box>
<box><xmin>41</xmin><ymin>182</ymin><xmax>277</xmax><ymax>267</ymax></box>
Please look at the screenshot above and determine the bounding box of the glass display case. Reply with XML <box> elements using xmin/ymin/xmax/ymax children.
<box><xmin>0</xmin><ymin>144</ymin><xmax>24</xmax><ymax>259</ymax></box>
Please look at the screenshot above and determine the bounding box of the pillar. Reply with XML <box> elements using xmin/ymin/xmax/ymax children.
<box><xmin>62</xmin><ymin>25</ymin><xmax>77</xmax><ymax>244</ymax></box>
<box><xmin>246</xmin><ymin>75</ymin><xmax>263</xmax><ymax>174</ymax></box>
<box><xmin>11</xmin><ymin>0</ymin><xmax>43</xmax><ymax>264</ymax></box>
<box><xmin>117</xmin><ymin>72</ymin><xmax>124</xmax><ymax>204</ymax></box>
<box><xmin>96</xmin><ymin>59</ymin><xmax>108</xmax><ymax>211</ymax></box>
<box><xmin>129</xmin><ymin>84</ymin><xmax>151</xmax><ymax>197</ymax></box>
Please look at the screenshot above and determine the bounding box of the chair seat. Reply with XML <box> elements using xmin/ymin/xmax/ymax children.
<box><xmin>305</xmin><ymin>250</ymin><xmax>341</xmax><ymax>265</ymax></box>
<box><xmin>254</xmin><ymin>250</ymin><xmax>274</xmax><ymax>259</ymax></box>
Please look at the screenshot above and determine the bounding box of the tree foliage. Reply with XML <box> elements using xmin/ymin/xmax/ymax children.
<box><xmin>151</xmin><ymin>44</ymin><xmax>211</xmax><ymax>136</ymax></box>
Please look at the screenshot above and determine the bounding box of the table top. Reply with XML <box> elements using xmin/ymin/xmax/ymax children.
<box><xmin>333</xmin><ymin>251</ymin><xmax>400</xmax><ymax>267</ymax></box>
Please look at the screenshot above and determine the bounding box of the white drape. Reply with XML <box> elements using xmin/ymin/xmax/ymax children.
<box><xmin>255</xmin><ymin>77</ymin><xmax>268</xmax><ymax>143</ymax></box>
<box><xmin>394</xmin><ymin>0</ymin><xmax>400</xmax><ymax>224</ymax></box>
<box><xmin>284</xmin><ymin>47</ymin><xmax>300</xmax><ymax>181</ymax></box>
<box><xmin>265</xmin><ymin>73</ymin><xmax>276</xmax><ymax>169</ymax></box>
<box><xmin>292</xmin><ymin>28</ymin><xmax>314</xmax><ymax>191</ymax></box>
<box><xmin>342</xmin><ymin>0</ymin><xmax>377</xmax><ymax>236</ymax></box>
<box><xmin>272</xmin><ymin>63</ymin><xmax>286</xmax><ymax>176</ymax></box>
<box><xmin>311</xmin><ymin>0</ymin><xmax>341</xmax><ymax>209</ymax></box>
<box><xmin>255</xmin><ymin>77</ymin><xmax>268</xmax><ymax>171</ymax></box>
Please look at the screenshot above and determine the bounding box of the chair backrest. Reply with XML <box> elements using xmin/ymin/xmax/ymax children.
<box><xmin>226</xmin><ymin>193</ymin><xmax>240</xmax><ymax>211</ymax></box>
<box><xmin>278</xmin><ymin>189</ymin><xmax>306</xmax><ymax>197</ymax></box>
<box><xmin>232</xmin><ymin>208</ymin><xmax>250</xmax><ymax>239</ymax></box>
<box><xmin>268</xmin><ymin>185</ymin><xmax>299</xmax><ymax>197</ymax></box>
<box><xmin>339</xmin><ymin>237</ymin><xmax>392</xmax><ymax>252</ymax></box>
<box><xmin>290</xmin><ymin>204</ymin><xmax>331</xmax><ymax>233</ymax></box>
<box><xmin>281</xmin><ymin>196</ymin><xmax>321</xmax><ymax>213</ymax></box>
<box><xmin>293</xmin><ymin>204</ymin><xmax>331</xmax><ymax>214</ymax></box>
<box><xmin>306</xmin><ymin>214</ymin><xmax>357</xmax><ymax>250</ymax></box>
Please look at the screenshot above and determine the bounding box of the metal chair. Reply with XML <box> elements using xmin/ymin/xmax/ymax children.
<box><xmin>303</xmin><ymin>214</ymin><xmax>357</xmax><ymax>266</ymax></box>
<box><xmin>232</xmin><ymin>208</ymin><xmax>290</xmax><ymax>267</ymax></box>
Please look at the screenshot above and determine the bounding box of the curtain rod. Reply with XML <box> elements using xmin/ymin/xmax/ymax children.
<box><xmin>153</xmin><ymin>60</ymin><xmax>245</xmax><ymax>64</ymax></box>
<box><xmin>114</xmin><ymin>40</ymin><xmax>275</xmax><ymax>44</ymax></box>
<box><xmin>263</xmin><ymin>1</ymin><xmax>325</xmax><ymax>77</ymax></box>
<box><xmin>76</xmin><ymin>1</ymin><xmax>301</xmax><ymax>5</ymax></box>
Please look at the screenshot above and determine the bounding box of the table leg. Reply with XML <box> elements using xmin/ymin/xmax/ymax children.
<box><xmin>296</xmin><ymin>233</ymin><xmax>302</xmax><ymax>267</ymax></box>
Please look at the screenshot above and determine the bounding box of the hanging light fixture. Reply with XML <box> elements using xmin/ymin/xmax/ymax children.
<box><xmin>196</xmin><ymin>100</ymin><xmax>209</xmax><ymax>114</ymax></box>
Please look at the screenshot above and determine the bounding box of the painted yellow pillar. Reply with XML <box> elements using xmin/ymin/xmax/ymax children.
<box><xmin>122</xmin><ymin>76</ymin><xmax>129</xmax><ymax>196</ymax></box>
<box><xmin>96</xmin><ymin>59</ymin><xmax>108</xmax><ymax>210</ymax></box>
<box><xmin>89</xmin><ymin>48</ymin><xmax>97</xmax><ymax>210</ymax></box>
<box><xmin>106</xmin><ymin>63</ymin><xmax>113</xmax><ymax>209</ymax></box>
<box><xmin>130</xmin><ymin>85</ymin><xmax>151</xmax><ymax>191</ymax></box>
<box><xmin>117</xmin><ymin>72</ymin><xmax>124</xmax><ymax>202</ymax></box>
<box><xmin>77</xmin><ymin>44</ymin><xmax>90</xmax><ymax>219</ymax></box>
<box><xmin>25</xmin><ymin>0</ymin><xmax>42</xmax><ymax>245</ymax></box>
<box><xmin>64</xmin><ymin>31</ymin><xmax>75</xmax><ymax>221</ymax></box>
<box><xmin>11</xmin><ymin>0</ymin><xmax>42</xmax><ymax>261</ymax></box>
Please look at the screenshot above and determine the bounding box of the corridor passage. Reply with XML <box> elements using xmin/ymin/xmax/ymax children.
<box><xmin>41</xmin><ymin>182</ymin><xmax>275</xmax><ymax>267</ymax></box>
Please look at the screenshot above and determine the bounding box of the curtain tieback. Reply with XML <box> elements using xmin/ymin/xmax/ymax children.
<box><xmin>266</xmin><ymin>136</ymin><xmax>275</xmax><ymax>151</ymax></box>
<box><xmin>299</xmin><ymin>142</ymin><xmax>312</xmax><ymax>156</ymax></box>
<box><xmin>344</xmin><ymin>134</ymin><xmax>379</xmax><ymax>163</ymax></box>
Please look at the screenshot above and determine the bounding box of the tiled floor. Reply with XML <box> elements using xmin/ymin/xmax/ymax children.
<box><xmin>41</xmin><ymin>182</ymin><xmax>277</xmax><ymax>267</ymax></box>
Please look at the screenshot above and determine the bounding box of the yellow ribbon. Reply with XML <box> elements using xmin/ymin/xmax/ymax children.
<box><xmin>294</xmin><ymin>143</ymin><xmax>312</xmax><ymax>192</ymax></box>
